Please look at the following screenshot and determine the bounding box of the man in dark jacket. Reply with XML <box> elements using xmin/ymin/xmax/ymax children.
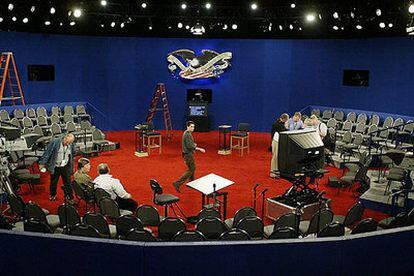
<box><xmin>38</xmin><ymin>133</ymin><xmax>75</xmax><ymax>202</ymax></box>
<box><xmin>173</xmin><ymin>121</ymin><xmax>205</xmax><ymax>193</ymax></box>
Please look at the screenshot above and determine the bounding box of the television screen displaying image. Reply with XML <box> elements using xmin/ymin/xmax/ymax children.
<box><xmin>189</xmin><ymin>104</ymin><xmax>208</xmax><ymax>116</ymax></box>
<box><xmin>187</xmin><ymin>89</ymin><xmax>212</xmax><ymax>103</ymax></box>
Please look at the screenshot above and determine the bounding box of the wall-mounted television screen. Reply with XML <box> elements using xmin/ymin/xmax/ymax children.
<box><xmin>187</xmin><ymin>89</ymin><xmax>212</xmax><ymax>103</ymax></box>
<box><xmin>188</xmin><ymin>104</ymin><xmax>208</xmax><ymax>116</ymax></box>
<box><xmin>28</xmin><ymin>65</ymin><xmax>55</xmax><ymax>81</ymax></box>
<box><xmin>343</xmin><ymin>70</ymin><xmax>369</xmax><ymax>87</ymax></box>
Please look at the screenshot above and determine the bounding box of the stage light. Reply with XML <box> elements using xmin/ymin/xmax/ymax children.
<box><xmin>50</xmin><ymin>7</ymin><xmax>56</xmax><ymax>14</ymax></box>
<box><xmin>333</xmin><ymin>25</ymin><xmax>339</xmax><ymax>30</ymax></box>
<box><xmin>356</xmin><ymin>24</ymin><xmax>362</xmax><ymax>30</ymax></box>
<box><xmin>223</xmin><ymin>24</ymin><xmax>228</xmax><ymax>30</ymax></box>
<box><xmin>409</xmin><ymin>4</ymin><xmax>414</xmax><ymax>14</ymax></box>
<box><xmin>185</xmin><ymin>25</ymin><xmax>190</xmax><ymax>29</ymax></box>
<box><xmin>111</xmin><ymin>21</ymin><xmax>115</xmax><ymax>27</ymax></box>
<box><xmin>60</xmin><ymin>22</ymin><xmax>63</xmax><ymax>26</ymax></box>
<box><xmin>44</xmin><ymin>21</ymin><xmax>51</xmax><ymax>25</ymax></box>
<box><xmin>306</xmin><ymin>13</ymin><xmax>316</xmax><ymax>22</ymax></box>
<box><xmin>376</xmin><ymin>9</ymin><xmax>381</xmax><ymax>16</ymax></box>
<box><xmin>177</xmin><ymin>22</ymin><xmax>183</xmax><ymax>28</ymax></box>
<box><xmin>70</xmin><ymin>21</ymin><xmax>76</xmax><ymax>26</ymax></box>
<box><xmin>120</xmin><ymin>22</ymin><xmax>125</xmax><ymax>28</ymax></box>
<box><xmin>149</xmin><ymin>25</ymin><xmax>153</xmax><ymax>30</ymax></box>
<box><xmin>100</xmin><ymin>23</ymin><xmax>104</xmax><ymax>28</ymax></box>
<box><xmin>8</xmin><ymin>3</ymin><xmax>14</xmax><ymax>11</ymax></box>
<box><xmin>350</xmin><ymin>11</ymin><xmax>355</xmax><ymax>18</ymax></box>
<box><xmin>12</xmin><ymin>16</ymin><xmax>17</xmax><ymax>22</ymax></box>
<box><xmin>299</xmin><ymin>27</ymin><xmax>302</xmax><ymax>31</ymax></box>
<box><xmin>22</xmin><ymin>17</ymin><xmax>28</xmax><ymax>23</ymax></box>
<box><xmin>268</xmin><ymin>22</ymin><xmax>272</xmax><ymax>31</ymax></box>
<box><xmin>191</xmin><ymin>23</ymin><xmax>205</xmax><ymax>35</ymax></box>
<box><xmin>289</xmin><ymin>24</ymin><xmax>293</xmax><ymax>30</ymax></box>
<box><xmin>100</xmin><ymin>0</ymin><xmax>107</xmax><ymax>6</ymax></box>
<box><xmin>388</xmin><ymin>23</ymin><xmax>393</xmax><ymax>28</ymax></box>
<box><xmin>0</xmin><ymin>17</ymin><xmax>3</xmax><ymax>23</ymax></box>
<box><xmin>73</xmin><ymin>9</ymin><xmax>82</xmax><ymax>18</ymax></box>
<box><xmin>279</xmin><ymin>25</ymin><xmax>283</xmax><ymax>30</ymax></box>
<box><xmin>181</xmin><ymin>3</ymin><xmax>187</xmax><ymax>10</ymax></box>
<box><xmin>30</xmin><ymin>6</ymin><xmax>35</xmax><ymax>12</ymax></box>
<box><xmin>379</xmin><ymin>22</ymin><xmax>385</xmax><ymax>28</ymax></box>
<box><xmin>141</xmin><ymin>2</ymin><xmax>147</xmax><ymax>9</ymax></box>
<box><xmin>232</xmin><ymin>24</ymin><xmax>238</xmax><ymax>30</ymax></box>
<box><xmin>205</xmin><ymin>3</ymin><xmax>211</xmax><ymax>9</ymax></box>
<box><xmin>333</xmin><ymin>12</ymin><xmax>339</xmax><ymax>19</ymax></box>
<box><xmin>291</xmin><ymin>3</ymin><xmax>296</xmax><ymax>9</ymax></box>
<box><xmin>251</xmin><ymin>3</ymin><xmax>258</xmax><ymax>10</ymax></box>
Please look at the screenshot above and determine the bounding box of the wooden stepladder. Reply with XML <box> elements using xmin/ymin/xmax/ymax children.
<box><xmin>0</xmin><ymin>52</ymin><xmax>26</xmax><ymax>106</ymax></box>
<box><xmin>145</xmin><ymin>83</ymin><xmax>173</xmax><ymax>140</ymax></box>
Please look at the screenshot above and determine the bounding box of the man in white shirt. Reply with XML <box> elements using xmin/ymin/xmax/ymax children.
<box><xmin>94</xmin><ymin>163</ymin><xmax>138</xmax><ymax>212</ymax></box>
<box><xmin>310</xmin><ymin>115</ymin><xmax>327</xmax><ymax>139</ymax></box>
<box><xmin>270</xmin><ymin>113</ymin><xmax>289</xmax><ymax>178</ymax></box>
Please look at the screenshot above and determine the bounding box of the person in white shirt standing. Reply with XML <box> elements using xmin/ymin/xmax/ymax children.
<box><xmin>94</xmin><ymin>163</ymin><xmax>138</xmax><ymax>212</ymax></box>
<box><xmin>310</xmin><ymin>115</ymin><xmax>327</xmax><ymax>139</ymax></box>
<box><xmin>270</xmin><ymin>113</ymin><xmax>289</xmax><ymax>178</ymax></box>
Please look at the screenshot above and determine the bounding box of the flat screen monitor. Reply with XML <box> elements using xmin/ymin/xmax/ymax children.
<box><xmin>343</xmin><ymin>70</ymin><xmax>369</xmax><ymax>87</ymax></box>
<box><xmin>28</xmin><ymin>65</ymin><xmax>55</xmax><ymax>81</ymax></box>
<box><xmin>188</xmin><ymin>104</ymin><xmax>208</xmax><ymax>117</ymax></box>
<box><xmin>187</xmin><ymin>89</ymin><xmax>212</xmax><ymax>103</ymax></box>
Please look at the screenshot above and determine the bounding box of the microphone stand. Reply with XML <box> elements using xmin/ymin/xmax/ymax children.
<box><xmin>261</xmin><ymin>188</ymin><xmax>268</xmax><ymax>221</ymax></box>
<box><xmin>252</xmin><ymin>183</ymin><xmax>259</xmax><ymax>211</ymax></box>
<box><xmin>61</xmin><ymin>186</ymin><xmax>69</xmax><ymax>234</ymax></box>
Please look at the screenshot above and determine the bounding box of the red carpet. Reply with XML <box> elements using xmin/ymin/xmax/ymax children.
<box><xmin>19</xmin><ymin>130</ymin><xmax>388</xmax><ymax>224</ymax></box>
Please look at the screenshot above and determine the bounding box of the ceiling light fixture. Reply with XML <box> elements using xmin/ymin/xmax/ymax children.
<box><xmin>333</xmin><ymin>12</ymin><xmax>339</xmax><ymax>19</ymax></box>
<box><xmin>141</xmin><ymin>2</ymin><xmax>147</xmax><ymax>9</ymax></box>
<box><xmin>306</xmin><ymin>13</ymin><xmax>316</xmax><ymax>22</ymax></box>
<box><xmin>22</xmin><ymin>17</ymin><xmax>28</xmax><ymax>23</ymax></box>
<box><xmin>73</xmin><ymin>9</ymin><xmax>82</xmax><ymax>18</ymax></box>
<box><xmin>388</xmin><ymin>23</ymin><xmax>393</xmax><ymax>28</ymax></box>
<box><xmin>232</xmin><ymin>23</ymin><xmax>238</xmax><ymax>30</ymax></box>
<box><xmin>50</xmin><ymin>7</ymin><xmax>56</xmax><ymax>14</ymax></box>
<box><xmin>333</xmin><ymin>25</ymin><xmax>339</xmax><ymax>30</ymax></box>
<box><xmin>8</xmin><ymin>3</ymin><xmax>14</xmax><ymax>11</ymax></box>
<box><xmin>251</xmin><ymin>3</ymin><xmax>258</xmax><ymax>10</ymax></box>
<box><xmin>100</xmin><ymin>0</ymin><xmax>107</xmax><ymax>6</ymax></box>
<box><xmin>356</xmin><ymin>24</ymin><xmax>362</xmax><ymax>30</ymax></box>
<box><xmin>30</xmin><ymin>6</ymin><xmax>36</xmax><ymax>12</ymax></box>
<box><xmin>177</xmin><ymin>22</ymin><xmax>183</xmax><ymax>28</ymax></box>
<box><xmin>205</xmin><ymin>3</ymin><xmax>211</xmax><ymax>10</ymax></box>
<box><xmin>70</xmin><ymin>21</ymin><xmax>76</xmax><ymax>26</ymax></box>
<box><xmin>181</xmin><ymin>3</ymin><xmax>187</xmax><ymax>10</ymax></box>
<box><xmin>44</xmin><ymin>21</ymin><xmax>51</xmax><ymax>25</ymax></box>
<box><xmin>291</xmin><ymin>3</ymin><xmax>296</xmax><ymax>9</ymax></box>
<box><xmin>191</xmin><ymin>22</ymin><xmax>205</xmax><ymax>35</ymax></box>
<box><xmin>376</xmin><ymin>9</ymin><xmax>381</xmax><ymax>16</ymax></box>
<box><xmin>379</xmin><ymin>22</ymin><xmax>385</xmax><ymax>28</ymax></box>
<box><xmin>409</xmin><ymin>4</ymin><xmax>414</xmax><ymax>14</ymax></box>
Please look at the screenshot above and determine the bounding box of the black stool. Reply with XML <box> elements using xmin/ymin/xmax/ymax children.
<box><xmin>149</xmin><ymin>179</ymin><xmax>183</xmax><ymax>217</ymax></box>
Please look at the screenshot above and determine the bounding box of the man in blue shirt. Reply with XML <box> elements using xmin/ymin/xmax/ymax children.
<box><xmin>287</xmin><ymin>112</ymin><xmax>304</xmax><ymax>131</ymax></box>
<box><xmin>38</xmin><ymin>133</ymin><xmax>75</xmax><ymax>203</ymax></box>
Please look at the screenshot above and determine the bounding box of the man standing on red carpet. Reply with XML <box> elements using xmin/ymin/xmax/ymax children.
<box><xmin>173</xmin><ymin>121</ymin><xmax>205</xmax><ymax>193</ymax></box>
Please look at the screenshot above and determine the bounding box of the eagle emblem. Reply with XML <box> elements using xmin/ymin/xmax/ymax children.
<box><xmin>167</xmin><ymin>49</ymin><xmax>232</xmax><ymax>80</ymax></box>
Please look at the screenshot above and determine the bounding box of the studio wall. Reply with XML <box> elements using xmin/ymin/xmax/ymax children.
<box><xmin>0</xmin><ymin>31</ymin><xmax>413</xmax><ymax>131</ymax></box>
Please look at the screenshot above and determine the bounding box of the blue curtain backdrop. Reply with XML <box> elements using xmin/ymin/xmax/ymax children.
<box><xmin>0</xmin><ymin>31</ymin><xmax>413</xmax><ymax>131</ymax></box>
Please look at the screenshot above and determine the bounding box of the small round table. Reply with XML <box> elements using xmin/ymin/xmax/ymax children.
<box><xmin>218</xmin><ymin>125</ymin><xmax>232</xmax><ymax>155</ymax></box>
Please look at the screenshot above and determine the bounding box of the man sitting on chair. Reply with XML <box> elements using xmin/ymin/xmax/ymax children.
<box><xmin>73</xmin><ymin>158</ymin><xmax>94</xmax><ymax>198</ymax></box>
<box><xmin>93</xmin><ymin>163</ymin><xmax>138</xmax><ymax>212</ymax></box>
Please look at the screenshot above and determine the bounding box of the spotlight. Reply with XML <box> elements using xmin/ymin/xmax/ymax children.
<box><xmin>191</xmin><ymin>23</ymin><xmax>205</xmax><ymax>35</ymax></box>
<box><xmin>289</xmin><ymin>24</ymin><xmax>293</xmax><ymax>30</ymax></box>
<box><xmin>388</xmin><ymin>23</ymin><xmax>393</xmax><ymax>28</ymax></box>
<box><xmin>60</xmin><ymin>22</ymin><xmax>63</xmax><ymax>26</ymax></box>
<box><xmin>333</xmin><ymin>12</ymin><xmax>339</xmax><ymax>19</ymax></box>
<box><xmin>350</xmin><ymin>11</ymin><xmax>355</xmax><ymax>18</ymax></box>
<box><xmin>30</xmin><ymin>6</ymin><xmax>36</xmax><ymax>12</ymax></box>
<box><xmin>177</xmin><ymin>22</ymin><xmax>183</xmax><ymax>28</ymax></box>
<box><xmin>100</xmin><ymin>0</ymin><xmax>107</xmax><ymax>6</ymax></box>
<box><xmin>70</xmin><ymin>21</ymin><xmax>76</xmax><ymax>26</ymax></box>
<box><xmin>379</xmin><ymin>22</ymin><xmax>385</xmax><ymax>28</ymax></box>
<box><xmin>306</xmin><ymin>13</ymin><xmax>316</xmax><ymax>22</ymax></box>
<box><xmin>0</xmin><ymin>17</ymin><xmax>3</xmax><ymax>23</ymax></box>
<box><xmin>111</xmin><ymin>22</ymin><xmax>115</xmax><ymax>27</ymax></box>
<box><xmin>44</xmin><ymin>21</ymin><xmax>51</xmax><ymax>25</ymax></box>
<box><xmin>8</xmin><ymin>3</ymin><xmax>14</xmax><ymax>11</ymax></box>
<box><xmin>268</xmin><ymin>22</ymin><xmax>272</xmax><ymax>31</ymax></box>
<box><xmin>185</xmin><ymin>25</ymin><xmax>190</xmax><ymax>29</ymax></box>
<box><xmin>223</xmin><ymin>24</ymin><xmax>228</xmax><ymax>30</ymax></box>
<box><xmin>205</xmin><ymin>2</ymin><xmax>211</xmax><ymax>9</ymax></box>
<box><xmin>409</xmin><ymin>4</ymin><xmax>414</xmax><ymax>14</ymax></box>
<box><xmin>356</xmin><ymin>24</ymin><xmax>362</xmax><ymax>30</ymax></box>
<box><xmin>141</xmin><ymin>2</ymin><xmax>147</xmax><ymax>9</ymax></box>
<box><xmin>291</xmin><ymin>3</ymin><xmax>296</xmax><ymax>9</ymax></box>
<box><xmin>279</xmin><ymin>25</ymin><xmax>283</xmax><ymax>30</ymax></box>
<box><xmin>333</xmin><ymin>25</ymin><xmax>339</xmax><ymax>30</ymax></box>
<box><xmin>50</xmin><ymin>7</ymin><xmax>56</xmax><ymax>14</ymax></box>
<box><xmin>181</xmin><ymin>3</ymin><xmax>187</xmax><ymax>10</ymax></box>
<box><xmin>232</xmin><ymin>24</ymin><xmax>238</xmax><ymax>30</ymax></box>
<box><xmin>73</xmin><ymin>9</ymin><xmax>82</xmax><ymax>18</ymax></box>
<box><xmin>149</xmin><ymin>25</ymin><xmax>153</xmax><ymax>30</ymax></box>
<box><xmin>100</xmin><ymin>23</ymin><xmax>104</xmax><ymax>28</ymax></box>
<box><xmin>251</xmin><ymin>3</ymin><xmax>258</xmax><ymax>10</ymax></box>
<box><xmin>120</xmin><ymin>22</ymin><xmax>125</xmax><ymax>28</ymax></box>
<box><xmin>12</xmin><ymin>16</ymin><xmax>17</xmax><ymax>22</ymax></box>
<box><xmin>376</xmin><ymin>9</ymin><xmax>381</xmax><ymax>16</ymax></box>
<box><xmin>22</xmin><ymin>17</ymin><xmax>28</xmax><ymax>23</ymax></box>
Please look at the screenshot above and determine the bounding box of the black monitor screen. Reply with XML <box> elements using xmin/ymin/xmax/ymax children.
<box><xmin>343</xmin><ymin>70</ymin><xmax>369</xmax><ymax>87</ymax></box>
<box><xmin>189</xmin><ymin>105</ymin><xmax>208</xmax><ymax>116</ymax></box>
<box><xmin>28</xmin><ymin>65</ymin><xmax>55</xmax><ymax>81</ymax></box>
<box><xmin>187</xmin><ymin>89</ymin><xmax>212</xmax><ymax>103</ymax></box>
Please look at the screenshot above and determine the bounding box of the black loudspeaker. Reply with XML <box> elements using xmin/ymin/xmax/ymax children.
<box><xmin>188</xmin><ymin>116</ymin><xmax>210</xmax><ymax>132</ymax></box>
<box><xmin>28</xmin><ymin>65</ymin><xmax>55</xmax><ymax>81</ymax></box>
<box><xmin>343</xmin><ymin>70</ymin><xmax>369</xmax><ymax>87</ymax></box>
